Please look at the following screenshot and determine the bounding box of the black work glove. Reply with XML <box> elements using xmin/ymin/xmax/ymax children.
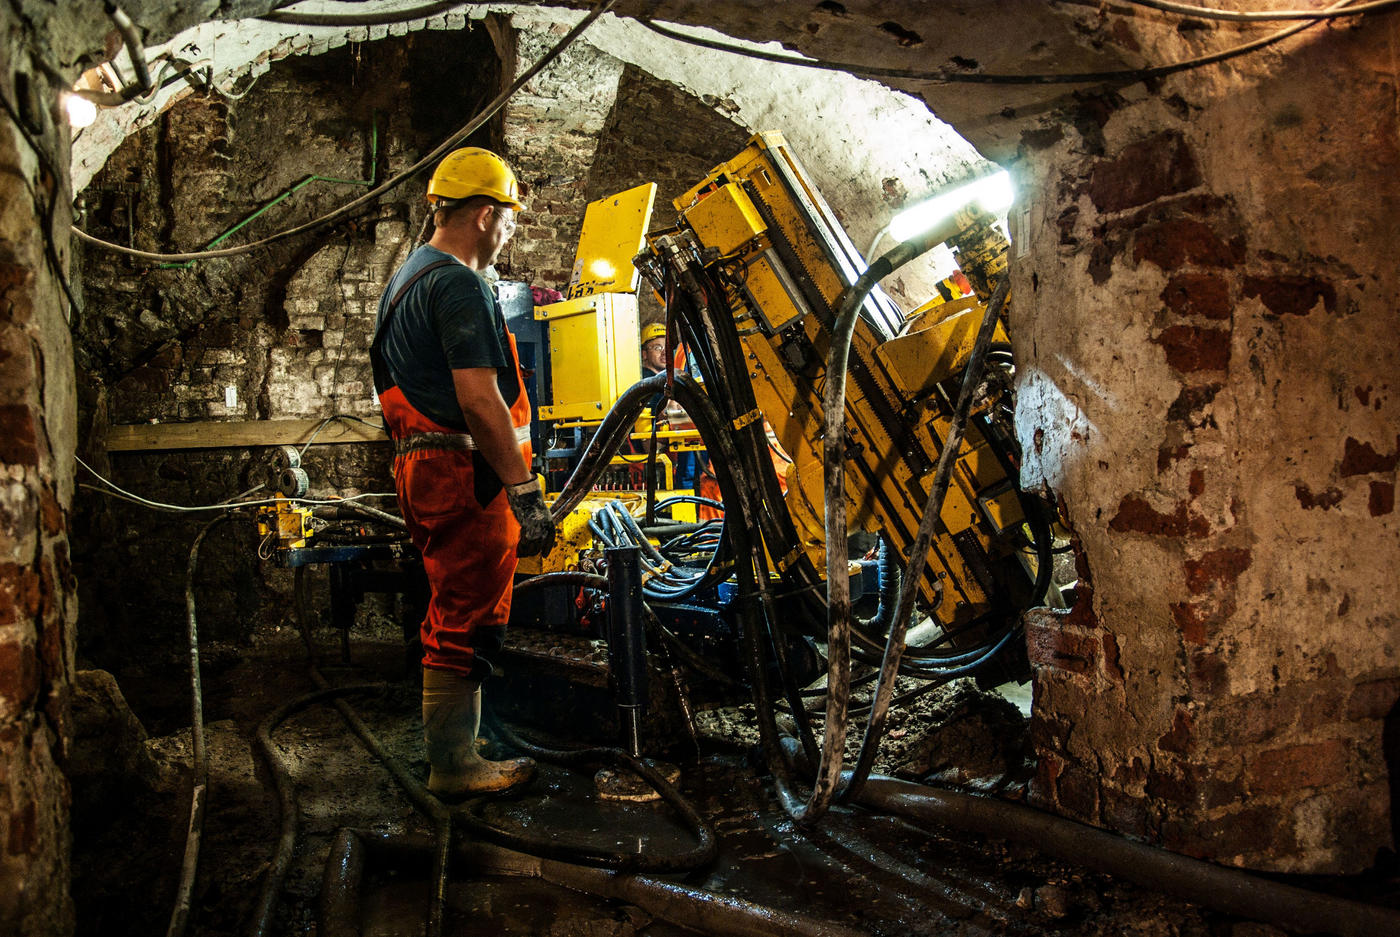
<box><xmin>504</xmin><ymin>477</ymin><xmax>556</xmax><ymax>558</ymax></box>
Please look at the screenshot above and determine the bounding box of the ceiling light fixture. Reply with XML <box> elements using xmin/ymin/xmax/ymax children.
<box><xmin>888</xmin><ymin>170</ymin><xmax>1014</xmax><ymax>243</ymax></box>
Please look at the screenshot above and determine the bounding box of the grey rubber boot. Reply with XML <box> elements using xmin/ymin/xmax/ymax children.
<box><xmin>422</xmin><ymin>667</ymin><xmax>536</xmax><ymax>796</ymax></box>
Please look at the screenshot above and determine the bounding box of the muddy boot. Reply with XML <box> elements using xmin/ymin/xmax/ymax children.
<box><xmin>421</xmin><ymin>667</ymin><xmax>536</xmax><ymax>797</ymax></box>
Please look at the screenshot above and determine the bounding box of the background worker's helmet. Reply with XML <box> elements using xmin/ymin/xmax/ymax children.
<box><xmin>641</xmin><ymin>322</ymin><xmax>667</xmax><ymax>345</ymax></box>
<box><xmin>427</xmin><ymin>147</ymin><xmax>526</xmax><ymax>210</ymax></box>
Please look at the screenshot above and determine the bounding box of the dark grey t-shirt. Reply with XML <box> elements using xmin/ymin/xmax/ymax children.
<box><xmin>373</xmin><ymin>245</ymin><xmax>515</xmax><ymax>431</ymax></box>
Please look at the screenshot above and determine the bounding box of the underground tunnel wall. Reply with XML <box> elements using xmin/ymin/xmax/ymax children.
<box><xmin>4</xmin><ymin>4</ymin><xmax>1400</xmax><ymax>933</ymax></box>
<box><xmin>1007</xmin><ymin>13</ymin><xmax>1400</xmax><ymax>874</ymax></box>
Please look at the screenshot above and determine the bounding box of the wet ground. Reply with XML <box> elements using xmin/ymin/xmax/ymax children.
<box><xmin>68</xmin><ymin>629</ymin><xmax>1385</xmax><ymax>937</ymax></box>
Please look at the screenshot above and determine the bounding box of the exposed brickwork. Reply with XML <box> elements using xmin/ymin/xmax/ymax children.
<box><xmin>1087</xmin><ymin>131</ymin><xmax>1201</xmax><ymax>214</ymax></box>
<box><xmin>0</xmin><ymin>18</ymin><xmax>78</xmax><ymax>934</ymax></box>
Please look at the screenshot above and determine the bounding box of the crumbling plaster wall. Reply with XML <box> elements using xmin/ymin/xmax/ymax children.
<box><xmin>1012</xmin><ymin>19</ymin><xmax>1400</xmax><ymax>873</ymax></box>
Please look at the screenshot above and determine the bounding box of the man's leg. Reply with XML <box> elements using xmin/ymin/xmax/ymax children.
<box><xmin>398</xmin><ymin>451</ymin><xmax>535</xmax><ymax>796</ymax></box>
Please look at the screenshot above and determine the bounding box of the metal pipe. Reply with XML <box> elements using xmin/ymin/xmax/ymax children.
<box><xmin>605</xmin><ymin>546</ymin><xmax>648</xmax><ymax>758</ymax></box>
<box><xmin>852</xmin><ymin>775</ymin><xmax>1400</xmax><ymax>937</ymax></box>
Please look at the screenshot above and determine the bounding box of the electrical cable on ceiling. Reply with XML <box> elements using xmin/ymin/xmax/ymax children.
<box><xmin>638</xmin><ymin>0</ymin><xmax>1371</xmax><ymax>85</ymax></box>
<box><xmin>259</xmin><ymin>1</ymin><xmax>467</xmax><ymax>27</ymax></box>
<box><xmin>71</xmin><ymin>0</ymin><xmax>617</xmax><ymax>263</ymax></box>
<box><xmin>1122</xmin><ymin>0</ymin><xmax>1400</xmax><ymax>21</ymax></box>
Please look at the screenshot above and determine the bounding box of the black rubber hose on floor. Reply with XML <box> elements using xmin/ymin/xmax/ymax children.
<box><xmin>852</xmin><ymin>774</ymin><xmax>1400</xmax><ymax>937</ymax></box>
<box><xmin>247</xmin><ymin>683</ymin><xmax>388</xmax><ymax>937</ymax></box>
<box><xmin>320</xmin><ymin>829</ymin><xmax>870</xmax><ymax>937</ymax></box>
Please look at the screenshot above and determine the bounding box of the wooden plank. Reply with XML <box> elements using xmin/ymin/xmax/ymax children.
<box><xmin>105</xmin><ymin>418</ymin><xmax>389</xmax><ymax>452</ymax></box>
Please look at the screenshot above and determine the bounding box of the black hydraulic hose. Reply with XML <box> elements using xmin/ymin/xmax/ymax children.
<box><xmin>551</xmin><ymin>375</ymin><xmax>666</xmax><ymax>518</ymax></box>
<box><xmin>485</xmin><ymin>716</ymin><xmax>717</xmax><ymax>871</ymax></box>
<box><xmin>667</xmin><ymin>269</ymin><xmax>825</xmax><ymax>762</ymax></box>
<box><xmin>166</xmin><ymin>513</ymin><xmax>232</xmax><ymax>937</ymax></box>
<box><xmin>854</xmin><ymin>537</ymin><xmax>900</xmax><ymax>635</ymax></box>
<box><xmin>807</xmin><ymin>224</ymin><xmax>961</xmax><ymax>824</ymax></box>
<box><xmin>844</xmin><ymin>277</ymin><xmax>1010</xmax><ymax>804</ymax></box>
<box><xmin>663</xmin><ymin>378</ymin><xmax>818</xmax><ymax>807</ymax></box>
<box><xmin>247</xmin><ymin>683</ymin><xmax>387</xmax><ymax>937</ymax></box>
<box><xmin>312</xmin><ymin>500</ymin><xmax>406</xmax><ymax>530</ymax></box>
<box><xmin>514</xmin><ymin>571</ymin><xmax>740</xmax><ymax>692</ymax></box>
<box><xmin>852</xmin><ymin>775</ymin><xmax>1400</xmax><ymax>937</ymax></box>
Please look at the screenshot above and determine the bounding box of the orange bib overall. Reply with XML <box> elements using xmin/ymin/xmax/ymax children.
<box><xmin>374</xmin><ymin>267</ymin><xmax>533</xmax><ymax>681</ymax></box>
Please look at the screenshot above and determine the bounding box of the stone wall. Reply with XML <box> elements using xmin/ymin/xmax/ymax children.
<box><xmin>73</xmin><ymin>31</ymin><xmax>499</xmax><ymax>668</ymax></box>
<box><xmin>499</xmin><ymin>29</ymin><xmax>625</xmax><ymax>291</ymax></box>
<box><xmin>0</xmin><ymin>15</ymin><xmax>79</xmax><ymax>937</ymax></box>
<box><xmin>1013</xmin><ymin>19</ymin><xmax>1400</xmax><ymax>873</ymax></box>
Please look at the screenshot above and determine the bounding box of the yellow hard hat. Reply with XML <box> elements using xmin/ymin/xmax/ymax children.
<box><xmin>427</xmin><ymin>147</ymin><xmax>526</xmax><ymax>210</ymax></box>
<box><xmin>641</xmin><ymin>322</ymin><xmax>667</xmax><ymax>344</ymax></box>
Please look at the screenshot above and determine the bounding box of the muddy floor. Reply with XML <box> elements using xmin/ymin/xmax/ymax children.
<box><xmin>69</xmin><ymin>627</ymin><xmax>1392</xmax><ymax>937</ymax></box>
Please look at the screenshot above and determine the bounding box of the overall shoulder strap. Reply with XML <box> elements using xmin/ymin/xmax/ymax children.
<box><xmin>371</xmin><ymin>258</ymin><xmax>460</xmax><ymax>394</ymax></box>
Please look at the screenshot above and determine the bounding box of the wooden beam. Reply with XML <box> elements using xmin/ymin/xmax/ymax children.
<box><xmin>105</xmin><ymin>418</ymin><xmax>388</xmax><ymax>452</ymax></box>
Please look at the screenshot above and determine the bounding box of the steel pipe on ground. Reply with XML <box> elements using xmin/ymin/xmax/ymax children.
<box><xmin>852</xmin><ymin>775</ymin><xmax>1400</xmax><ymax>937</ymax></box>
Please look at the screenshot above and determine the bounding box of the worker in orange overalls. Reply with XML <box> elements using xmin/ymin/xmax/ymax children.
<box><xmin>371</xmin><ymin>148</ymin><xmax>555</xmax><ymax>796</ymax></box>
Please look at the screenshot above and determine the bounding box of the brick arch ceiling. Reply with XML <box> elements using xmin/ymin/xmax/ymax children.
<box><xmin>71</xmin><ymin>2</ymin><xmax>1006</xmax><ymax>286</ymax></box>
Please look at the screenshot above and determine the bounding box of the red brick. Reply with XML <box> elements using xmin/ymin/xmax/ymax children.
<box><xmin>1026</xmin><ymin>617</ymin><xmax>1099</xmax><ymax>675</ymax></box>
<box><xmin>1368</xmin><ymin>481</ymin><xmax>1394</xmax><ymax>516</ymax></box>
<box><xmin>1242</xmin><ymin>274</ymin><xmax>1336</xmax><ymax>316</ymax></box>
<box><xmin>1161</xmin><ymin>804</ymin><xmax>1288</xmax><ymax>860</ymax></box>
<box><xmin>1339</xmin><ymin>436</ymin><xmax>1399</xmax><ymax>477</ymax></box>
<box><xmin>1101</xmin><ymin>787</ymin><xmax>1151</xmax><ymax>839</ymax></box>
<box><xmin>1346</xmin><ymin>678</ymin><xmax>1400</xmax><ymax>721</ymax></box>
<box><xmin>1155</xmin><ymin>325</ymin><xmax>1231</xmax><ymax>372</ymax></box>
<box><xmin>0</xmin><ymin>637</ymin><xmax>38</xmax><ymax>709</ymax></box>
<box><xmin>1055</xmin><ymin>762</ymin><xmax>1100</xmax><ymax>820</ymax></box>
<box><xmin>1088</xmin><ymin>131</ymin><xmax>1202</xmax><ymax>214</ymax></box>
<box><xmin>0</xmin><ymin>562</ymin><xmax>41</xmax><ymax>626</ymax></box>
<box><xmin>0</xmin><ymin>405</ymin><xmax>38</xmax><ymax>466</ymax></box>
<box><xmin>1109</xmin><ymin>494</ymin><xmax>1209</xmax><ymax>537</ymax></box>
<box><xmin>1249</xmin><ymin>739</ymin><xmax>1349</xmax><ymax>796</ymax></box>
<box><xmin>1161</xmin><ymin>273</ymin><xmax>1231</xmax><ymax>320</ymax></box>
<box><xmin>1184</xmin><ymin>548</ymin><xmax>1252</xmax><ymax>595</ymax></box>
<box><xmin>1133</xmin><ymin>218</ymin><xmax>1244</xmax><ymax>271</ymax></box>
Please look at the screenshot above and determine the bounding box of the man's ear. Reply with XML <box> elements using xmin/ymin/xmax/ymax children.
<box><xmin>472</xmin><ymin>203</ymin><xmax>495</xmax><ymax>232</ymax></box>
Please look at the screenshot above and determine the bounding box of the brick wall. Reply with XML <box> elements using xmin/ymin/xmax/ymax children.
<box><xmin>1015</xmin><ymin>27</ymin><xmax>1400</xmax><ymax>872</ymax></box>
<box><xmin>0</xmin><ymin>17</ymin><xmax>79</xmax><ymax>936</ymax></box>
<box><xmin>498</xmin><ymin>28</ymin><xmax>624</xmax><ymax>291</ymax></box>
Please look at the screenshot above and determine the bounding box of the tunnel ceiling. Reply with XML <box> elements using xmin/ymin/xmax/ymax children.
<box><xmin>45</xmin><ymin>1</ymin><xmax>1150</xmax><ymax>165</ymax></box>
<box><xmin>67</xmin><ymin>1</ymin><xmax>1018</xmax><ymax>298</ymax></box>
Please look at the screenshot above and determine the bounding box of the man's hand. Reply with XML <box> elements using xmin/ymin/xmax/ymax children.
<box><xmin>504</xmin><ymin>477</ymin><xmax>556</xmax><ymax>557</ymax></box>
